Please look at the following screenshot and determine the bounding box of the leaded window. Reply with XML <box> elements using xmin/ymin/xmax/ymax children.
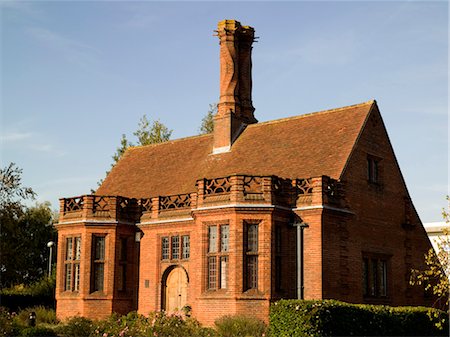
<box><xmin>207</xmin><ymin>224</ymin><xmax>229</xmax><ymax>290</ymax></box>
<box><xmin>363</xmin><ymin>254</ymin><xmax>389</xmax><ymax>298</ymax></box>
<box><xmin>91</xmin><ymin>235</ymin><xmax>105</xmax><ymax>292</ymax></box>
<box><xmin>162</xmin><ymin>237</ymin><xmax>170</xmax><ymax>260</ymax></box>
<box><xmin>172</xmin><ymin>236</ymin><xmax>180</xmax><ymax>259</ymax></box>
<box><xmin>245</xmin><ymin>222</ymin><xmax>259</xmax><ymax>291</ymax></box>
<box><xmin>208</xmin><ymin>256</ymin><xmax>217</xmax><ymax>289</ymax></box>
<box><xmin>64</xmin><ymin>236</ymin><xmax>81</xmax><ymax>292</ymax></box>
<box><xmin>208</xmin><ymin>226</ymin><xmax>218</xmax><ymax>253</ymax></box>
<box><xmin>182</xmin><ymin>235</ymin><xmax>190</xmax><ymax>259</ymax></box>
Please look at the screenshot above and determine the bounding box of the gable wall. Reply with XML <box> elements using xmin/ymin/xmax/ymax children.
<box><xmin>322</xmin><ymin>107</ymin><xmax>434</xmax><ymax>306</ymax></box>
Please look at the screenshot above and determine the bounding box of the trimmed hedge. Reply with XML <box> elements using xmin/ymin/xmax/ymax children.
<box><xmin>269</xmin><ymin>300</ymin><xmax>448</xmax><ymax>337</ymax></box>
<box><xmin>0</xmin><ymin>294</ymin><xmax>55</xmax><ymax>312</ymax></box>
<box><xmin>0</xmin><ymin>276</ymin><xmax>55</xmax><ymax>311</ymax></box>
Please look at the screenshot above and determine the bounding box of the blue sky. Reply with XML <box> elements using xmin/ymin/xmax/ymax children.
<box><xmin>1</xmin><ymin>1</ymin><xmax>448</xmax><ymax>222</ymax></box>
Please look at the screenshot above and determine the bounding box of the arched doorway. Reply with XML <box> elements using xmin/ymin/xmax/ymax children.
<box><xmin>162</xmin><ymin>266</ymin><xmax>188</xmax><ymax>313</ymax></box>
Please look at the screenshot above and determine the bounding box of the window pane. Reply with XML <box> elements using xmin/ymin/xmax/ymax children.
<box><xmin>220</xmin><ymin>256</ymin><xmax>228</xmax><ymax>289</ymax></box>
<box><xmin>209</xmin><ymin>226</ymin><xmax>218</xmax><ymax>253</ymax></box>
<box><xmin>247</xmin><ymin>224</ymin><xmax>258</xmax><ymax>252</ymax></box>
<box><xmin>208</xmin><ymin>256</ymin><xmax>217</xmax><ymax>289</ymax></box>
<box><xmin>65</xmin><ymin>264</ymin><xmax>72</xmax><ymax>291</ymax></box>
<box><xmin>172</xmin><ymin>236</ymin><xmax>180</xmax><ymax>259</ymax></box>
<box><xmin>380</xmin><ymin>260</ymin><xmax>387</xmax><ymax>296</ymax></box>
<box><xmin>371</xmin><ymin>259</ymin><xmax>378</xmax><ymax>296</ymax></box>
<box><xmin>362</xmin><ymin>258</ymin><xmax>369</xmax><ymax>296</ymax></box>
<box><xmin>94</xmin><ymin>236</ymin><xmax>105</xmax><ymax>260</ymax></box>
<box><xmin>93</xmin><ymin>263</ymin><xmax>104</xmax><ymax>292</ymax></box>
<box><xmin>74</xmin><ymin>264</ymin><xmax>80</xmax><ymax>291</ymax></box>
<box><xmin>221</xmin><ymin>225</ymin><xmax>229</xmax><ymax>252</ymax></box>
<box><xmin>182</xmin><ymin>235</ymin><xmax>190</xmax><ymax>259</ymax></box>
<box><xmin>66</xmin><ymin>238</ymin><xmax>73</xmax><ymax>261</ymax></box>
<box><xmin>247</xmin><ymin>256</ymin><xmax>258</xmax><ymax>289</ymax></box>
<box><xmin>162</xmin><ymin>237</ymin><xmax>169</xmax><ymax>260</ymax></box>
<box><xmin>75</xmin><ymin>237</ymin><xmax>81</xmax><ymax>260</ymax></box>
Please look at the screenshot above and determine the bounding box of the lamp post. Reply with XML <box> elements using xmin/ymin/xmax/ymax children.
<box><xmin>47</xmin><ymin>241</ymin><xmax>54</xmax><ymax>278</ymax></box>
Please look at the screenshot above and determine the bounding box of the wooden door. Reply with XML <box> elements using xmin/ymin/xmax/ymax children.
<box><xmin>164</xmin><ymin>267</ymin><xmax>188</xmax><ymax>313</ymax></box>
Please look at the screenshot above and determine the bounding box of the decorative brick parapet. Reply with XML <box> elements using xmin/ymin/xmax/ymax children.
<box><xmin>59</xmin><ymin>195</ymin><xmax>141</xmax><ymax>223</ymax></box>
<box><xmin>59</xmin><ymin>175</ymin><xmax>346</xmax><ymax>224</ymax></box>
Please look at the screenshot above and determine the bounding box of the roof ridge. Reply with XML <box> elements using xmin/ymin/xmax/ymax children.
<box><xmin>126</xmin><ymin>100</ymin><xmax>375</xmax><ymax>151</ymax></box>
<box><xmin>249</xmin><ymin>100</ymin><xmax>376</xmax><ymax>128</ymax></box>
<box><xmin>128</xmin><ymin>132</ymin><xmax>213</xmax><ymax>151</ymax></box>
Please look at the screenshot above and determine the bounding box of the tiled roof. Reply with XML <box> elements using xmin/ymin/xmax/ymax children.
<box><xmin>96</xmin><ymin>100</ymin><xmax>375</xmax><ymax>198</ymax></box>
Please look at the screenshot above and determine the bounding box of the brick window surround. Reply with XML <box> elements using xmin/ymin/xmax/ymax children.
<box><xmin>64</xmin><ymin>236</ymin><xmax>81</xmax><ymax>292</ymax></box>
<box><xmin>207</xmin><ymin>224</ymin><xmax>229</xmax><ymax>290</ymax></box>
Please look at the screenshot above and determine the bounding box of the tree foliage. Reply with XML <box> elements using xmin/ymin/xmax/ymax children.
<box><xmin>0</xmin><ymin>163</ymin><xmax>56</xmax><ymax>287</ymax></box>
<box><xmin>410</xmin><ymin>197</ymin><xmax>449</xmax><ymax>327</ymax></box>
<box><xmin>112</xmin><ymin>134</ymin><xmax>133</xmax><ymax>164</ymax></box>
<box><xmin>199</xmin><ymin>103</ymin><xmax>217</xmax><ymax>134</ymax></box>
<box><xmin>0</xmin><ymin>163</ymin><xmax>35</xmax><ymax>208</ymax></box>
<box><xmin>109</xmin><ymin>116</ymin><xmax>172</xmax><ymax>168</ymax></box>
<box><xmin>133</xmin><ymin>115</ymin><xmax>172</xmax><ymax>146</ymax></box>
<box><xmin>97</xmin><ymin>116</ymin><xmax>173</xmax><ymax>188</ymax></box>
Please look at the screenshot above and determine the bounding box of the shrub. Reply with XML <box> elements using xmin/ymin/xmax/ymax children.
<box><xmin>214</xmin><ymin>315</ymin><xmax>267</xmax><ymax>337</ymax></box>
<box><xmin>20</xmin><ymin>326</ymin><xmax>58</xmax><ymax>337</ymax></box>
<box><xmin>57</xmin><ymin>316</ymin><xmax>95</xmax><ymax>337</ymax></box>
<box><xmin>15</xmin><ymin>306</ymin><xmax>58</xmax><ymax>325</ymax></box>
<box><xmin>0</xmin><ymin>307</ymin><xmax>24</xmax><ymax>337</ymax></box>
<box><xmin>0</xmin><ymin>276</ymin><xmax>56</xmax><ymax>311</ymax></box>
<box><xmin>269</xmin><ymin>299</ymin><xmax>449</xmax><ymax>337</ymax></box>
<box><xmin>90</xmin><ymin>311</ymin><xmax>216</xmax><ymax>337</ymax></box>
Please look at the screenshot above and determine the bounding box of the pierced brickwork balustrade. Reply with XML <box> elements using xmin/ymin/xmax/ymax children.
<box><xmin>59</xmin><ymin>175</ymin><xmax>346</xmax><ymax>224</ymax></box>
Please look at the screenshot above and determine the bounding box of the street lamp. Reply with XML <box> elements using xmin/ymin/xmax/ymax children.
<box><xmin>47</xmin><ymin>241</ymin><xmax>54</xmax><ymax>277</ymax></box>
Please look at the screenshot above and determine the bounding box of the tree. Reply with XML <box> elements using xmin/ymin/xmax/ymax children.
<box><xmin>97</xmin><ymin>116</ymin><xmax>173</xmax><ymax>187</ymax></box>
<box><xmin>199</xmin><ymin>103</ymin><xmax>217</xmax><ymax>134</ymax></box>
<box><xmin>410</xmin><ymin>197</ymin><xmax>449</xmax><ymax>327</ymax></box>
<box><xmin>0</xmin><ymin>163</ymin><xmax>35</xmax><ymax>208</ymax></box>
<box><xmin>112</xmin><ymin>134</ymin><xmax>133</xmax><ymax>165</ymax></box>
<box><xmin>0</xmin><ymin>163</ymin><xmax>56</xmax><ymax>287</ymax></box>
<box><xmin>134</xmin><ymin>115</ymin><xmax>172</xmax><ymax>145</ymax></box>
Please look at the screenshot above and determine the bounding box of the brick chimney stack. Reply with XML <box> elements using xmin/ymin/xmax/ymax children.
<box><xmin>213</xmin><ymin>20</ymin><xmax>257</xmax><ymax>154</ymax></box>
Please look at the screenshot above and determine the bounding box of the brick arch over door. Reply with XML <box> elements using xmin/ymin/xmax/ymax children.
<box><xmin>161</xmin><ymin>265</ymin><xmax>189</xmax><ymax>313</ymax></box>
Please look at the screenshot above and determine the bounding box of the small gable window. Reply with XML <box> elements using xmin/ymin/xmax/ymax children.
<box><xmin>367</xmin><ymin>156</ymin><xmax>380</xmax><ymax>184</ymax></box>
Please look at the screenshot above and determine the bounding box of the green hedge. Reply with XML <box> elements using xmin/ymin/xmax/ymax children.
<box><xmin>269</xmin><ymin>300</ymin><xmax>448</xmax><ymax>337</ymax></box>
<box><xmin>0</xmin><ymin>276</ymin><xmax>55</xmax><ymax>311</ymax></box>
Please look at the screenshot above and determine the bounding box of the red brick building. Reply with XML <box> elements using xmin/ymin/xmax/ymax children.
<box><xmin>55</xmin><ymin>20</ymin><xmax>434</xmax><ymax>325</ymax></box>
